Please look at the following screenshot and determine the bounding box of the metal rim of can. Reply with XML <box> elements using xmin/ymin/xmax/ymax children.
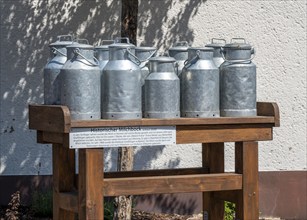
<box><xmin>149</xmin><ymin>56</ymin><xmax>176</xmax><ymax>62</ymax></box>
<box><xmin>135</xmin><ymin>46</ymin><xmax>157</xmax><ymax>51</ymax></box>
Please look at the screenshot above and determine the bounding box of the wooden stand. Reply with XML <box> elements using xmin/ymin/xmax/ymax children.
<box><xmin>29</xmin><ymin>102</ymin><xmax>279</xmax><ymax>220</ymax></box>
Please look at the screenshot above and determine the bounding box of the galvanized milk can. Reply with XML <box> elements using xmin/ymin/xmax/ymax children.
<box><xmin>102</xmin><ymin>38</ymin><xmax>142</xmax><ymax>119</ymax></box>
<box><xmin>94</xmin><ymin>40</ymin><xmax>114</xmax><ymax>70</ymax></box>
<box><xmin>60</xmin><ymin>41</ymin><xmax>101</xmax><ymax>120</ymax></box>
<box><xmin>205</xmin><ymin>38</ymin><xmax>226</xmax><ymax>67</ymax></box>
<box><xmin>144</xmin><ymin>57</ymin><xmax>180</xmax><ymax>118</ymax></box>
<box><xmin>220</xmin><ymin>38</ymin><xmax>256</xmax><ymax>117</ymax></box>
<box><xmin>181</xmin><ymin>47</ymin><xmax>220</xmax><ymax>117</ymax></box>
<box><xmin>135</xmin><ymin>46</ymin><xmax>157</xmax><ymax>115</ymax></box>
<box><xmin>44</xmin><ymin>35</ymin><xmax>73</xmax><ymax>105</ymax></box>
<box><xmin>168</xmin><ymin>41</ymin><xmax>189</xmax><ymax>76</ymax></box>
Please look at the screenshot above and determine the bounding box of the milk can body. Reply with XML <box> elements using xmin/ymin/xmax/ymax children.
<box><xmin>60</xmin><ymin>43</ymin><xmax>101</xmax><ymax>120</ymax></box>
<box><xmin>220</xmin><ymin>39</ymin><xmax>256</xmax><ymax>117</ymax></box>
<box><xmin>168</xmin><ymin>41</ymin><xmax>189</xmax><ymax>76</ymax></box>
<box><xmin>205</xmin><ymin>38</ymin><xmax>226</xmax><ymax>68</ymax></box>
<box><xmin>145</xmin><ymin>57</ymin><xmax>180</xmax><ymax>118</ymax></box>
<box><xmin>44</xmin><ymin>35</ymin><xmax>73</xmax><ymax>104</ymax></box>
<box><xmin>135</xmin><ymin>46</ymin><xmax>157</xmax><ymax>115</ymax></box>
<box><xmin>102</xmin><ymin>42</ymin><xmax>142</xmax><ymax>119</ymax></box>
<box><xmin>181</xmin><ymin>47</ymin><xmax>219</xmax><ymax>117</ymax></box>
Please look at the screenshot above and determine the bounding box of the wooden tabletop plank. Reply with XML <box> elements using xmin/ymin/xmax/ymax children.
<box><xmin>70</xmin><ymin>116</ymin><xmax>275</xmax><ymax>128</ymax></box>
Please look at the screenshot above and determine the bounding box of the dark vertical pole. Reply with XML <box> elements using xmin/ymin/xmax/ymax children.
<box><xmin>113</xmin><ymin>2</ymin><xmax>138</xmax><ymax>219</ymax></box>
<box><xmin>121</xmin><ymin>0</ymin><xmax>138</xmax><ymax>45</ymax></box>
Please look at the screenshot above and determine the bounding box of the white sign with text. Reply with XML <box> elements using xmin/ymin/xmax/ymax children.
<box><xmin>69</xmin><ymin>126</ymin><xmax>176</xmax><ymax>149</ymax></box>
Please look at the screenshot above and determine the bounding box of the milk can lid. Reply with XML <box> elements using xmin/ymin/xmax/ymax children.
<box><xmin>49</xmin><ymin>35</ymin><xmax>74</xmax><ymax>47</ymax></box>
<box><xmin>95</xmin><ymin>40</ymin><xmax>115</xmax><ymax>50</ymax></box>
<box><xmin>135</xmin><ymin>46</ymin><xmax>156</xmax><ymax>51</ymax></box>
<box><xmin>188</xmin><ymin>47</ymin><xmax>214</xmax><ymax>52</ymax></box>
<box><xmin>223</xmin><ymin>38</ymin><xmax>252</xmax><ymax>50</ymax></box>
<box><xmin>149</xmin><ymin>56</ymin><xmax>176</xmax><ymax>62</ymax></box>
<box><xmin>66</xmin><ymin>43</ymin><xmax>94</xmax><ymax>50</ymax></box>
<box><xmin>169</xmin><ymin>41</ymin><xmax>190</xmax><ymax>52</ymax></box>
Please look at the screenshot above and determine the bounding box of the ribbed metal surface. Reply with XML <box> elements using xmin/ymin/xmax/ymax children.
<box><xmin>60</xmin><ymin>44</ymin><xmax>101</xmax><ymax>120</ymax></box>
<box><xmin>102</xmin><ymin>43</ymin><xmax>142</xmax><ymax>119</ymax></box>
<box><xmin>181</xmin><ymin>47</ymin><xmax>220</xmax><ymax>118</ymax></box>
<box><xmin>144</xmin><ymin>57</ymin><xmax>180</xmax><ymax>118</ymax></box>
<box><xmin>220</xmin><ymin>39</ymin><xmax>256</xmax><ymax>117</ymax></box>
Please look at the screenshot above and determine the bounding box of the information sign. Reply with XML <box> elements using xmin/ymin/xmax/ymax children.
<box><xmin>69</xmin><ymin>126</ymin><xmax>176</xmax><ymax>149</ymax></box>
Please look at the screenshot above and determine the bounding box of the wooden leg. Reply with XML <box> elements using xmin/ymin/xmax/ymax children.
<box><xmin>235</xmin><ymin>142</ymin><xmax>259</xmax><ymax>220</ymax></box>
<box><xmin>202</xmin><ymin>143</ymin><xmax>225</xmax><ymax>220</ymax></box>
<box><xmin>78</xmin><ymin>149</ymin><xmax>104</xmax><ymax>220</ymax></box>
<box><xmin>52</xmin><ymin>143</ymin><xmax>76</xmax><ymax>220</ymax></box>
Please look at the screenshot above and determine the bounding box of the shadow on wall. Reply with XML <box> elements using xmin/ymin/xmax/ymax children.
<box><xmin>0</xmin><ymin>1</ymin><xmax>121</xmax><ymax>174</ymax></box>
<box><xmin>1</xmin><ymin>0</ymin><xmax>206</xmax><ymax>214</ymax></box>
<box><xmin>138</xmin><ymin>0</ymin><xmax>205</xmax><ymax>49</ymax></box>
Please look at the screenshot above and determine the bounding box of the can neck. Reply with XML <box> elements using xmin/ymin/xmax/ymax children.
<box><xmin>95</xmin><ymin>50</ymin><xmax>109</xmax><ymax>61</ymax></box>
<box><xmin>169</xmin><ymin>51</ymin><xmax>188</xmax><ymax>61</ymax></box>
<box><xmin>149</xmin><ymin>61</ymin><xmax>176</xmax><ymax>73</ymax></box>
<box><xmin>109</xmin><ymin>47</ymin><xmax>135</xmax><ymax>61</ymax></box>
<box><xmin>188</xmin><ymin>50</ymin><xmax>213</xmax><ymax>60</ymax></box>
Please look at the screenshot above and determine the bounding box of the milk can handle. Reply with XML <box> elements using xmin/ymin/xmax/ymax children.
<box><xmin>220</xmin><ymin>47</ymin><xmax>255</xmax><ymax>63</ymax></box>
<box><xmin>230</xmin><ymin>38</ymin><xmax>246</xmax><ymax>43</ymax></box>
<box><xmin>126</xmin><ymin>47</ymin><xmax>142</xmax><ymax>65</ymax></box>
<box><xmin>115</xmin><ymin>37</ymin><xmax>130</xmax><ymax>44</ymax></box>
<box><xmin>75</xmin><ymin>38</ymin><xmax>90</xmax><ymax>44</ymax></box>
<box><xmin>73</xmin><ymin>48</ymin><xmax>99</xmax><ymax>66</ymax></box>
<box><xmin>51</xmin><ymin>47</ymin><xmax>67</xmax><ymax>57</ymax></box>
<box><xmin>211</xmin><ymin>38</ymin><xmax>226</xmax><ymax>44</ymax></box>
<box><xmin>183</xmin><ymin>50</ymin><xmax>201</xmax><ymax>67</ymax></box>
<box><xmin>101</xmin><ymin>40</ymin><xmax>115</xmax><ymax>45</ymax></box>
<box><xmin>57</xmin><ymin>35</ymin><xmax>73</xmax><ymax>42</ymax></box>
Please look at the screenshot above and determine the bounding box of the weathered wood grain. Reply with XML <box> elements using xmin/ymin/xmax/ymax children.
<box><xmin>29</xmin><ymin>104</ymin><xmax>71</xmax><ymax>133</ymax></box>
<box><xmin>52</xmin><ymin>144</ymin><xmax>75</xmax><ymax>220</ymax></box>
<box><xmin>257</xmin><ymin>102</ymin><xmax>280</xmax><ymax>127</ymax></box>
<box><xmin>202</xmin><ymin>143</ymin><xmax>225</xmax><ymax>220</ymax></box>
<box><xmin>235</xmin><ymin>142</ymin><xmax>259</xmax><ymax>220</ymax></box>
<box><xmin>78</xmin><ymin>149</ymin><xmax>104</xmax><ymax>220</ymax></box>
<box><xmin>103</xmin><ymin>173</ymin><xmax>242</xmax><ymax>196</ymax></box>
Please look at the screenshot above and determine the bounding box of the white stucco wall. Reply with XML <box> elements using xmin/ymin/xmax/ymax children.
<box><xmin>0</xmin><ymin>0</ymin><xmax>306</xmax><ymax>175</ymax></box>
<box><xmin>136</xmin><ymin>0</ymin><xmax>306</xmax><ymax>172</ymax></box>
<box><xmin>0</xmin><ymin>0</ymin><xmax>121</xmax><ymax>175</ymax></box>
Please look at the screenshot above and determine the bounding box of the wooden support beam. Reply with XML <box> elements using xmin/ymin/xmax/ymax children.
<box><xmin>202</xmin><ymin>143</ymin><xmax>225</xmax><ymax>220</ymax></box>
<box><xmin>58</xmin><ymin>192</ymin><xmax>78</xmax><ymax>213</ymax></box>
<box><xmin>78</xmin><ymin>149</ymin><xmax>104</xmax><ymax>220</ymax></box>
<box><xmin>103</xmin><ymin>173</ymin><xmax>242</xmax><ymax>196</ymax></box>
<box><xmin>52</xmin><ymin>144</ymin><xmax>76</xmax><ymax>220</ymax></box>
<box><xmin>104</xmin><ymin>167</ymin><xmax>209</xmax><ymax>178</ymax></box>
<box><xmin>235</xmin><ymin>141</ymin><xmax>259</xmax><ymax>220</ymax></box>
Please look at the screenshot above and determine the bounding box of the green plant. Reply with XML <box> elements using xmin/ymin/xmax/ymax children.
<box><xmin>224</xmin><ymin>201</ymin><xmax>235</xmax><ymax>220</ymax></box>
<box><xmin>104</xmin><ymin>200</ymin><xmax>114</xmax><ymax>220</ymax></box>
<box><xmin>30</xmin><ymin>190</ymin><xmax>53</xmax><ymax>217</ymax></box>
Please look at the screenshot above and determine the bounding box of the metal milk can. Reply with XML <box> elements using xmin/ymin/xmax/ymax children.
<box><xmin>205</xmin><ymin>38</ymin><xmax>226</xmax><ymax>67</ymax></box>
<box><xmin>135</xmin><ymin>46</ymin><xmax>157</xmax><ymax>115</ymax></box>
<box><xmin>181</xmin><ymin>47</ymin><xmax>220</xmax><ymax>118</ymax></box>
<box><xmin>144</xmin><ymin>57</ymin><xmax>180</xmax><ymax>118</ymax></box>
<box><xmin>168</xmin><ymin>41</ymin><xmax>189</xmax><ymax>76</ymax></box>
<box><xmin>102</xmin><ymin>38</ymin><xmax>142</xmax><ymax>119</ymax></box>
<box><xmin>60</xmin><ymin>41</ymin><xmax>101</xmax><ymax>120</ymax></box>
<box><xmin>44</xmin><ymin>35</ymin><xmax>73</xmax><ymax>105</ymax></box>
<box><xmin>220</xmin><ymin>38</ymin><xmax>256</xmax><ymax>117</ymax></box>
<box><xmin>94</xmin><ymin>40</ymin><xmax>114</xmax><ymax>71</ymax></box>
